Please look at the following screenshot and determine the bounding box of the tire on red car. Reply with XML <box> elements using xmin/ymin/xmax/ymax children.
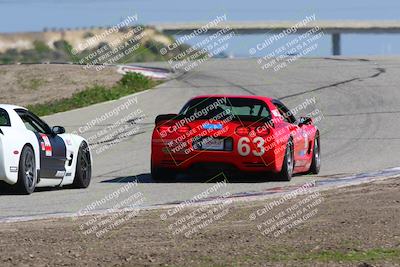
<box><xmin>151</xmin><ymin>166</ymin><xmax>177</xmax><ymax>182</ymax></box>
<box><xmin>309</xmin><ymin>133</ymin><xmax>321</xmax><ymax>174</ymax></box>
<box><xmin>277</xmin><ymin>138</ymin><xmax>294</xmax><ymax>181</ymax></box>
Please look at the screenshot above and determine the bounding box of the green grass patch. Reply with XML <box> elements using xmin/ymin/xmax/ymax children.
<box><xmin>165</xmin><ymin>248</ymin><xmax>400</xmax><ymax>266</ymax></box>
<box><xmin>33</xmin><ymin>40</ymin><xmax>51</xmax><ymax>53</ymax></box>
<box><xmin>267</xmin><ymin>247</ymin><xmax>400</xmax><ymax>263</ymax></box>
<box><xmin>306</xmin><ymin>248</ymin><xmax>400</xmax><ymax>262</ymax></box>
<box><xmin>27</xmin><ymin>73</ymin><xmax>160</xmax><ymax>116</ymax></box>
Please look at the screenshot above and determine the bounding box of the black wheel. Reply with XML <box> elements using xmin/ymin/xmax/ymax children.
<box><xmin>277</xmin><ymin>139</ymin><xmax>294</xmax><ymax>181</ymax></box>
<box><xmin>17</xmin><ymin>146</ymin><xmax>37</xmax><ymax>194</ymax></box>
<box><xmin>73</xmin><ymin>142</ymin><xmax>92</xmax><ymax>188</ymax></box>
<box><xmin>309</xmin><ymin>134</ymin><xmax>321</xmax><ymax>174</ymax></box>
<box><xmin>151</xmin><ymin>167</ymin><xmax>176</xmax><ymax>182</ymax></box>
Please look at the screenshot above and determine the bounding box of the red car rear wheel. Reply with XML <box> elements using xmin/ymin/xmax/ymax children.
<box><xmin>151</xmin><ymin>167</ymin><xmax>177</xmax><ymax>182</ymax></box>
<box><xmin>277</xmin><ymin>139</ymin><xmax>294</xmax><ymax>181</ymax></box>
<box><xmin>309</xmin><ymin>134</ymin><xmax>321</xmax><ymax>174</ymax></box>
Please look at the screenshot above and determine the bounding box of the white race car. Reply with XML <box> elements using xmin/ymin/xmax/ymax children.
<box><xmin>0</xmin><ymin>104</ymin><xmax>92</xmax><ymax>194</ymax></box>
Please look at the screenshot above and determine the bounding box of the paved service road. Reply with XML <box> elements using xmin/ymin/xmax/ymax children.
<box><xmin>1</xmin><ymin>57</ymin><xmax>400</xmax><ymax>220</ymax></box>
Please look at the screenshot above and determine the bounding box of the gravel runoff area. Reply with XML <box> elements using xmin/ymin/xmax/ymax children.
<box><xmin>0</xmin><ymin>178</ymin><xmax>398</xmax><ymax>267</ymax></box>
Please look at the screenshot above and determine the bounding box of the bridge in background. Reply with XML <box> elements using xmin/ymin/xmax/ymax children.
<box><xmin>154</xmin><ymin>21</ymin><xmax>400</xmax><ymax>56</ymax></box>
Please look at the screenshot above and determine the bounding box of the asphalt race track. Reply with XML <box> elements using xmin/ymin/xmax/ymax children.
<box><xmin>1</xmin><ymin>57</ymin><xmax>400</xmax><ymax>220</ymax></box>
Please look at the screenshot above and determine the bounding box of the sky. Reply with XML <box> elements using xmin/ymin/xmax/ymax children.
<box><xmin>1</xmin><ymin>0</ymin><xmax>400</xmax><ymax>56</ymax></box>
<box><xmin>1</xmin><ymin>0</ymin><xmax>400</xmax><ymax>33</ymax></box>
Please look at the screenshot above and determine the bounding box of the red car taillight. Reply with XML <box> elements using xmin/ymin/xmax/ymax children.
<box><xmin>157</xmin><ymin>125</ymin><xmax>172</xmax><ymax>134</ymax></box>
<box><xmin>235</xmin><ymin>126</ymin><xmax>250</xmax><ymax>136</ymax></box>
<box><xmin>157</xmin><ymin>124</ymin><xmax>191</xmax><ymax>135</ymax></box>
<box><xmin>255</xmin><ymin>126</ymin><xmax>270</xmax><ymax>136</ymax></box>
<box><xmin>177</xmin><ymin>125</ymin><xmax>191</xmax><ymax>134</ymax></box>
<box><xmin>236</xmin><ymin>126</ymin><xmax>271</xmax><ymax>136</ymax></box>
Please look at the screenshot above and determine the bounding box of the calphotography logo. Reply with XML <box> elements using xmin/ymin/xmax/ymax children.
<box><xmin>249</xmin><ymin>14</ymin><xmax>317</xmax><ymax>55</ymax></box>
<box><xmin>248</xmin><ymin>181</ymin><xmax>325</xmax><ymax>238</ymax></box>
<box><xmin>159</xmin><ymin>177</ymin><xmax>233</xmax><ymax>238</ymax></box>
<box><xmin>250</xmin><ymin>14</ymin><xmax>325</xmax><ymax>72</ymax></box>
<box><xmin>73</xmin><ymin>14</ymin><xmax>139</xmax><ymax>54</ymax></box>
<box><xmin>75</xmin><ymin>180</ymin><xmax>146</xmax><ymax>238</ymax></box>
<box><xmin>70</xmin><ymin>96</ymin><xmax>146</xmax><ymax>155</ymax></box>
<box><xmin>160</xmin><ymin>14</ymin><xmax>236</xmax><ymax>72</ymax></box>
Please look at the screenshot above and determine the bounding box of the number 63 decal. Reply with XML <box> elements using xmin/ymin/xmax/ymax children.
<box><xmin>238</xmin><ymin>137</ymin><xmax>265</xmax><ymax>156</ymax></box>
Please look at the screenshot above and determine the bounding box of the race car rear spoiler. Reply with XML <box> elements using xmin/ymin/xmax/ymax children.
<box><xmin>155</xmin><ymin>114</ymin><xmax>182</xmax><ymax>124</ymax></box>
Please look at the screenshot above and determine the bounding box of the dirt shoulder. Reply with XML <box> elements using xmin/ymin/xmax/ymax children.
<box><xmin>0</xmin><ymin>64</ymin><xmax>120</xmax><ymax>106</ymax></box>
<box><xmin>0</xmin><ymin>178</ymin><xmax>399</xmax><ymax>267</ymax></box>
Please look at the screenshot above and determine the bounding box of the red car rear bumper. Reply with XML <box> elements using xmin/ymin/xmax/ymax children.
<box><xmin>151</xmin><ymin>138</ymin><xmax>285</xmax><ymax>173</ymax></box>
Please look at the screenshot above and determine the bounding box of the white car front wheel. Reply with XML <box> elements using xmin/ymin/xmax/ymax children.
<box><xmin>72</xmin><ymin>142</ymin><xmax>92</xmax><ymax>188</ymax></box>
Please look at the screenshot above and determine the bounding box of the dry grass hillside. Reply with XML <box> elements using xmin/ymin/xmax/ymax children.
<box><xmin>0</xmin><ymin>27</ymin><xmax>171</xmax><ymax>53</ymax></box>
<box><xmin>0</xmin><ymin>64</ymin><xmax>120</xmax><ymax>106</ymax></box>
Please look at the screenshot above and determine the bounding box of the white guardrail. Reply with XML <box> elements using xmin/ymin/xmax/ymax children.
<box><xmin>117</xmin><ymin>65</ymin><xmax>173</xmax><ymax>80</ymax></box>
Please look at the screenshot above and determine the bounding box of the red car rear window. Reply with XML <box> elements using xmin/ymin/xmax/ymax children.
<box><xmin>180</xmin><ymin>97</ymin><xmax>271</xmax><ymax>119</ymax></box>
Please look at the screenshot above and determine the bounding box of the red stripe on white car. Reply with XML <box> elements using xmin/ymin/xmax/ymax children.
<box><xmin>39</xmin><ymin>134</ymin><xmax>52</xmax><ymax>157</ymax></box>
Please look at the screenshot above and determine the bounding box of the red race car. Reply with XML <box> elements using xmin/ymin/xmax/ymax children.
<box><xmin>151</xmin><ymin>95</ymin><xmax>320</xmax><ymax>181</ymax></box>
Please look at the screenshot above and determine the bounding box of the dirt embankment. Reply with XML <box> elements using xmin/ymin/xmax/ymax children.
<box><xmin>0</xmin><ymin>64</ymin><xmax>121</xmax><ymax>106</ymax></box>
<box><xmin>0</xmin><ymin>178</ymin><xmax>399</xmax><ymax>266</ymax></box>
<box><xmin>0</xmin><ymin>28</ymin><xmax>171</xmax><ymax>53</ymax></box>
